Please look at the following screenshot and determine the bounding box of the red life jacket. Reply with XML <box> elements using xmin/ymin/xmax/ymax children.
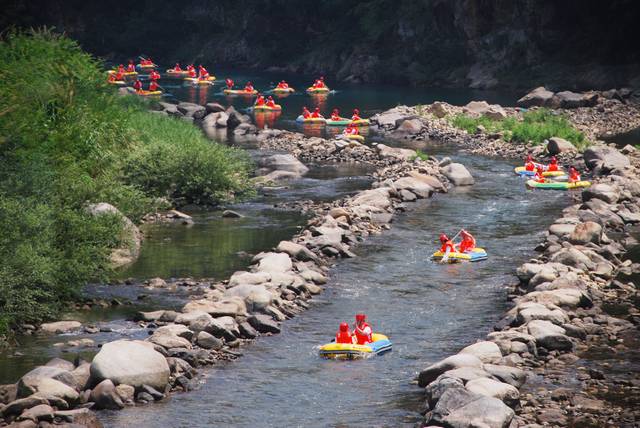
<box><xmin>311</xmin><ymin>110</ymin><xmax>321</xmax><ymax>118</ymax></box>
<box><xmin>331</xmin><ymin>113</ymin><xmax>340</xmax><ymax>121</ymax></box>
<box><xmin>302</xmin><ymin>109</ymin><xmax>311</xmax><ymax>119</ymax></box>
<box><xmin>525</xmin><ymin>162</ymin><xmax>535</xmax><ymax>171</ymax></box>
<box><xmin>354</xmin><ymin>322</ymin><xmax>372</xmax><ymax>345</ymax></box>
<box><xmin>133</xmin><ymin>81</ymin><xmax>142</xmax><ymax>91</ymax></box>
<box><xmin>459</xmin><ymin>236</ymin><xmax>476</xmax><ymax>253</ymax></box>
<box><xmin>266</xmin><ymin>99</ymin><xmax>276</xmax><ymax>108</ymax></box>
<box><xmin>255</xmin><ymin>96</ymin><xmax>265</xmax><ymax>106</ymax></box>
<box><xmin>352</xmin><ymin>114</ymin><xmax>361</xmax><ymax>121</ymax></box>
<box><xmin>126</xmin><ymin>64</ymin><xmax>135</xmax><ymax>72</ymax></box>
<box><xmin>440</xmin><ymin>240</ymin><xmax>456</xmax><ymax>253</ymax></box>
<box><xmin>569</xmin><ymin>171</ymin><xmax>580</xmax><ymax>182</ymax></box>
<box><xmin>149</xmin><ymin>81</ymin><xmax>158</xmax><ymax>91</ymax></box>
<box><xmin>335</xmin><ymin>331</ymin><xmax>353</xmax><ymax>344</ymax></box>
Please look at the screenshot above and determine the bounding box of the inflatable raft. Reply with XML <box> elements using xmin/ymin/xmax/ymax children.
<box><xmin>166</xmin><ymin>69</ymin><xmax>190</xmax><ymax>76</ymax></box>
<box><xmin>224</xmin><ymin>89</ymin><xmax>258</xmax><ymax>96</ymax></box>
<box><xmin>137</xmin><ymin>63</ymin><xmax>157</xmax><ymax>70</ymax></box>
<box><xmin>326</xmin><ymin>117</ymin><xmax>352</xmax><ymax>126</ymax></box>
<box><xmin>136</xmin><ymin>90</ymin><xmax>163</xmax><ymax>97</ymax></box>
<box><xmin>307</xmin><ymin>86</ymin><xmax>330</xmax><ymax>94</ymax></box>
<box><xmin>107</xmin><ymin>70</ymin><xmax>138</xmax><ymax>77</ymax></box>
<box><xmin>514</xmin><ymin>166</ymin><xmax>565</xmax><ymax>177</ymax></box>
<box><xmin>253</xmin><ymin>104</ymin><xmax>282</xmax><ymax>111</ymax></box>
<box><xmin>344</xmin><ymin>134</ymin><xmax>365</xmax><ymax>142</ymax></box>
<box><xmin>525</xmin><ymin>180</ymin><xmax>591</xmax><ymax>190</ymax></box>
<box><xmin>296</xmin><ymin>115</ymin><xmax>326</xmax><ymax>124</ymax></box>
<box><xmin>432</xmin><ymin>247</ymin><xmax>488</xmax><ymax>263</ymax></box>
<box><xmin>319</xmin><ymin>333</ymin><xmax>392</xmax><ymax>359</ymax></box>
<box><xmin>107</xmin><ymin>80</ymin><xmax>125</xmax><ymax>86</ymax></box>
<box><xmin>184</xmin><ymin>76</ymin><xmax>216</xmax><ymax>85</ymax></box>
<box><xmin>352</xmin><ymin>119</ymin><xmax>370</xmax><ymax>127</ymax></box>
<box><xmin>273</xmin><ymin>87</ymin><xmax>294</xmax><ymax>93</ymax></box>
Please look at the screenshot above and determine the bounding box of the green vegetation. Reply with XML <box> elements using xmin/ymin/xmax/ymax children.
<box><xmin>450</xmin><ymin>108</ymin><xmax>589</xmax><ymax>151</ymax></box>
<box><xmin>411</xmin><ymin>149</ymin><xmax>429</xmax><ymax>161</ymax></box>
<box><xmin>0</xmin><ymin>30</ymin><xmax>252</xmax><ymax>335</ymax></box>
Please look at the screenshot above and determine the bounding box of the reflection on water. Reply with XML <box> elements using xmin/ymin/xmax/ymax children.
<box><xmin>100</xmin><ymin>153</ymin><xmax>573</xmax><ymax>428</ymax></box>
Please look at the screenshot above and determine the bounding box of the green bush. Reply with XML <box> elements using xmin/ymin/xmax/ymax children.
<box><xmin>0</xmin><ymin>29</ymin><xmax>252</xmax><ymax>335</ymax></box>
<box><xmin>450</xmin><ymin>108</ymin><xmax>589</xmax><ymax>150</ymax></box>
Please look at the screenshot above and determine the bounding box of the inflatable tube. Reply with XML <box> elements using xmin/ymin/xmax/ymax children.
<box><xmin>306</xmin><ymin>86</ymin><xmax>330</xmax><ymax>93</ymax></box>
<box><xmin>253</xmin><ymin>104</ymin><xmax>282</xmax><ymax>111</ymax></box>
<box><xmin>326</xmin><ymin>118</ymin><xmax>352</xmax><ymax>126</ymax></box>
<box><xmin>344</xmin><ymin>134</ymin><xmax>365</xmax><ymax>142</ymax></box>
<box><xmin>107</xmin><ymin>80</ymin><xmax>125</xmax><ymax>86</ymax></box>
<box><xmin>137</xmin><ymin>64</ymin><xmax>156</xmax><ymax>69</ymax></box>
<box><xmin>184</xmin><ymin>77</ymin><xmax>215</xmax><ymax>85</ymax></box>
<box><xmin>525</xmin><ymin>180</ymin><xmax>591</xmax><ymax>190</ymax></box>
<box><xmin>137</xmin><ymin>90</ymin><xmax>163</xmax><ymax>97</ymax></box>
<box><xmin>319</xmin><ymin>333</ymin><xmax>392</xmax><ymax>359</ymax></box>
<box><xmin>166</xmin><ymin>69</ymin><xmax>190</xmax><ymax>76</ymax></box>
<box><xmin>108</xmin><ymin>70</ymin><xmax>138</xmax><ymax>77</ymax></box>
<box><xmin>351</xmin><ymin>119</ymin><xmax>370</xmax><ymax>127</ymax></box>
<box><xmin>432</xmin><ymin>247</ymin><xmax>488</xmax><ymax>263</ymax></box>
<box><xmin>295</xmin><ymin>115</ymin><xmax>326</xmax><ymax>124</ymax></box>
<box><xmin>224</xmin><ymin>89</ymin><xmax>258</xmax><ymax>96</ymax></box>
<box><xmin>273</xmin><ymin>87</ymin><xmax>295</xmax><ymax>93</ymax></box>
<box><xmin>514</xmin><ymin>166</ymin><xmax>565</xmax><ymax>177</ymax></box>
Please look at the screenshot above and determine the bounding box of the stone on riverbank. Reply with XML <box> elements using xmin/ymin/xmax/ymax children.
<box><xmin>546</xmin><ymin>137</ymin><xmax>576</xmax><ymax>155</ymax></box>
<box><xmin>418</xmin><ymin>354</ymin><xmax>483</xmax><ymax>387</ymax></box>
<box><xmin>517</xmin><ymin>86</ymin><xmax>555</xmax><ymax>107</ymax></box>
<box><xmin>247</xmin><ymin>314</ymin><xmax>280</xmax><ymax>334</ymax></box>
<box><xmin>259</xmin><ymin>154</ymin><xmax>309</xmax><ymax>175</ymax></box>
<box><xmin>90</xmin><ymin>340</ymin><xmax>170</xmax><ymax>390</ymax></box>
<box><xmin>527</xmin><ymin>320</ymin><xmax>574</xmax><ymax>352</ymax></box>
<box><xmin>583</xmin><ymin>146</ymin><xmax>630</xmax><ymax>172</ymax></box>
<box><xmin>459</xmin><ymin>341</ymin><xmax>502</xmax><ymax>362</ymax></box>
<box><xmin>90</xmin><ymin>379</ymin><xmax>124</xmax><ymax>410</ymax></box>
<box><xmin>465</xmin><ymin>377</ymin><xmax>520</xmax><ymax>408</ymax></box>
<box><xmin>276</xmin><ymin>241</ymin><xmax>318</xmax><ymax>262</ymax></box>
<box><xmin>39</xmin><ymin>321</ymin><xmax>81</xmax><ymax>334</ymax></box>
<box><xmin>440</xmin><ymin>163</ymin><xmax>475</xmax><ymax>186</ymax></box>
<box><xmin>428</xmin><ymin>388</ymin><xmax>514</xmax><ymax>427</ymax></box>
<box><xmin>86</xmin><ymin>202</ymin><xmax>141</xmax><ymax>267</ymax></box>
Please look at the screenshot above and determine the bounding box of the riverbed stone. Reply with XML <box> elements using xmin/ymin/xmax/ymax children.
<box><xmin>482</xmin><ymin>364</ymin><xmax>526</xmax><ymax>388</ymax></box>
<box><xmin>583</xmin><ymin>145</ymin><xmax>630</xmax><ymax>171</ymax></box>
<box><xmin>90</xmin><ymin>379</ymin><xmax>124</xmax><ymax>410</ymax></box>
<box><xmin>582</xmin><ymin>183</ymin><xmax>620</xmax><ymax>204</ymax></box>
<box><xmin>517</xmin><ymin>86</ymin><xmax>555</xmax><ymax>107</ymax></box>
<box><xmin>259</xmin><ymin>154</ymin><xmax>309</xmax><ymax>175</ymax></box>
<box><xmin>550</xmin><ymin>247</ymin><xmax>595</xmax><ymax>271</ymax></box>
<box><xmin>196</xmin><ymin>331</ymin><xmax>223</xmax><ymax>350</ymax></box>
<box><xmin>569</xmin><ymin>221</ymin><xmax>602</xmax><ymax>244</ymax></box>
<box><xmin>527</xmin><ymin>320</ymin><xmax>574</xmax><ymax>352</ymax></box>
<box><xmin>115</xmin><ymin>384</ymin><xmax>134</xmax><ymax>404</ymax></box>
<box><xmin>418</xmin><ymin>354</ymin><xmax>483</xmax><ymax>387</ymax></box>
<box><xmin>276</xmin><ymin>241</ymin><xmax>318</xmax><ymax>262</ymax></box>
<box><xmin>228</xmin><ymin>271</ymin><xmax>272</xmax><ymax>287</ymax></box>
<box><xmin>351</xmin><ymin>188</ymin><xmax>392</xmax><ymax>210</ymax></box>
<box><xmin>375</xmin><ymin>144</ymin><xmax>416</xmax><ymax>160</ymax></box>
<box><xmin>1</xmin><ymin>396</ymin><xmax>49</xmax><ymax>417</ymax></box>
<box><xmin>440</xmin><ymin>163</ymin><xmax>474</xmax><ymax>186</ymax></box>
<box><xmin>148</xmin><ymin>329</ymin><xmax>192</xmax><ymax>349</ymax></box>
<box><xmin>459</xmin><ymin>341</ymin><xmax>502</xmax><ymax>362</ymax></box>
<box><xmin>393</xmin><ymin>176</ymin><xmax>433</xmax><ymax>198</ymax></box>
<box><xmin>16</xmin><ymin>403</ymin><xmax>54</xmax><ymax>422</ymax></box>
<box><xmin>465</xmin><ymin>377</ymin><xmax>519</xmax><ymax>408</ymax></box>
<box><xmin>176</xmin><ymin>311</ymin><xmax>213</xmax><ymax>326</ymax></box>
<box><xmin>428</xmin><ymin>388</ymin><xmax>514</xmax><ymax>427</ymax></box>
<box><xmin>515</xmin><ymin>302</ymin><xmax>569</xmax><ymax>326</ymax></box>
<box><xmin>547</xmin><ymin>137</ymin><xmax>576</xmax><ymax>155</ymax></box>
<box><xmin>90</xmin><ymin>340</ymin><xmax>170</xmax><ymax>390</ymax></box>
<box><xmin>255</xmin><ymin>252</ymin><xmax>293</xmax><ymax>274</ymax></box>
<box><xmin>38</xmin><ymin>321</ymin><xmax>81</xmax><ymax>334</ymax></box>
<box><xmin>247</xmin><ymin>314</ymin><xmax>280</xmax><ymax>334</ymax></box>
<box><xmin>425</xmin><ymin>376</ymin><xmax>465</xmax><ymax>408</ymax></box>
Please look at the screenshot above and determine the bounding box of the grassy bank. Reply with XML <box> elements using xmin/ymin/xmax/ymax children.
<box><xmin>450</xmin><ymin>108</ymin><xmax>589</xmax><ymax>151</ymax></box>
<box><xmin>0</xmin><ymin>30</ymin><xmax>252</xmax><ymax>336</ymax></box>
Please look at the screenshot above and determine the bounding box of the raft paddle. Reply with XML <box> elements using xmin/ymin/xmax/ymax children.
<box><xmin>440</xmin><ymin>229</ymin><xmax>463</xmax><ymax>264</ymax></box>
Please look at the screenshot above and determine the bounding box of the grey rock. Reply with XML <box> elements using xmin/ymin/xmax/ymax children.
<box><xmin>428</xmin><ymin>388</ymin><xmax>514</xmax><ymax>428</ymax></box>
<box><xmin>247</xmin><ymin>314</ymin><xmax>280</xmax><ymax>334</ymax></box>
<box><xmin>90</xmin><ymin>379</ymin><xmax>124</xmax><ymax>410</ymax></box>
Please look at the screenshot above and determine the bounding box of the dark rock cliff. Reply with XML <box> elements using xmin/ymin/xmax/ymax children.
<box><xmin>3</xmin><ymin>0</ymin><xmax>639</xmax><ymax>90</ymax></box>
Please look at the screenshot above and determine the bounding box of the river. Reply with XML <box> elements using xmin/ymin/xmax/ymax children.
<box><xmin>1</xmin><ymin>71</ymin><xmax>575</xmax><ymax>427</ymax></box>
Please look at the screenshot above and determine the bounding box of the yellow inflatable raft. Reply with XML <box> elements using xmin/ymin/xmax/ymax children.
<box><xmin>296</xmin><ymin>115</ymin><xmax>326</xmax><ymax>124</ymax></box>
<box><xmin>107</xmin><ymin>80</ymin><xmax>125</xmax><ymax>86</ymax></box>
<box><xmin>319</xmin><ymin>333</ymin><xmax>392</xmax><ymax>359</ymax></box>
<box><xmin>137</xmin><ymin>90</ymin><xmax>163</xmax><ymax>97</ymax></box>
<box><xmin>184</xmin><ymin>76</ymin><xmax>216</xmax><ymax>85</ymax></box>
<box><xmin>273</xmin><ymin>87</ymin><xmax>295</xmax><ymax>93</ymax></box>
<box><xmin>224</xmin><ymin>89</ymin><xmax>258</xmax><ymax>96</ymax></box>
<box><xmin>525</xmin><ymin>180</ymin><xmax>591</xmax><ymax>190</ymax></box>
<box><xmin>344</xmin><ymin>134</ymin><xmax>365</xmax><ymax>142</ymax></box>
<box><xmin>432</xmin><ymin>247</ymin><xmax>488</xmax><ymax>263</ymax></box>
<box><xmin>107</xmin><ymin>70</ymin><xmax>138</xmax><ymax>77</ymax></box>
<box><xmin>307</xmin><ymin>86</ymin><xmax>330</xmax><ymax>93</ymax></box>
<box><xmin>166</xmin><ymin>69</ymin><xmax>190</xmax><ymax>77</ymax></box>
<box><xmin>514</xmin><ymin>166</ymin><xmax>565</xmax><ymax>177</ymax></box>
<box><xmin>253</xmin><ymin>104</ymin><xmax>282</xmax><ymax>111</ymax></box>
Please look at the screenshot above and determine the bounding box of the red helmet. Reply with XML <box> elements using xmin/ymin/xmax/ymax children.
<box><xmin>339</xmin><ymin>322</ymin><xmax>349</xmax><ymax>332</ymax></box>
<box><xmin>440</xmin><ymin>234</ymin><xmax>448</xmax><ymax>243</ymax></box>
<box><xmin>356</xmin><ymin>313</ymin><xmax>366</xmax><ymax>322</ymax></box>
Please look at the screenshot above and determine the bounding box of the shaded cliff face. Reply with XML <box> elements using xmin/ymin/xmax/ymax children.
<box><xmin>3</xmin><ymin>0</ymin><xmax>639</xmax><ymax>90</ymax></box>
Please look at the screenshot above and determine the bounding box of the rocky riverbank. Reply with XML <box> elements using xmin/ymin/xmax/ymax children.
<box><xmin>367</xmin><ymin>105</ymin><xmax>639</xmax><ymax>425</ymax></box>
<box><xmin>0</xmin><ymin>120</ymin><xmax>476</xmax><ymax>427</ymax></box>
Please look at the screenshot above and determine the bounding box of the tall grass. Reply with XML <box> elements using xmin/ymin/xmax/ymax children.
<box><xmin>0</xmin><ymin>29</ymin><xmax>252</xmax><ymax>335</ymax></box>
<box><xmin>450</xmin><ymin>108</ymin><xmax>589</xmax><ymax>150</ymax></box>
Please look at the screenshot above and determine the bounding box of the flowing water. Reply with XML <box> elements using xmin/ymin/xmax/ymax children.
<box><xmin>100</xmin><ymin>146</ymin><xmax>572</xmax><ymax>427</ymax></box>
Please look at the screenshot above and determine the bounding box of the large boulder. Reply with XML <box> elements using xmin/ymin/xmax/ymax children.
<box><xmin>247</xmin><ymin>314</ymin><xmax>280</xmax><ymax>334</ymax></box>
<box><xmin>393</xmin><ymin>177</ymin><xmax>433</xmax><ymax>199</ymax></box>
<box><xmin>351</xmin><ymin>188</ymin><xmax>392</xmax><ymax>210</ymax></box>
<box><xmin>440</xmin><ymin>163</ymin><xmax>475</xmax><ymax>186</ymax></box>
<box><xmin>459</xmin><ymin>341</ymin><xmax>502</xmax><ymax>362</ymax></box>
<box><xmin>258</xmin><ymin>154</ymin><xmax>308</xmax><ymax>175</ymax></box>
<box><xmin>517</xmin><ymin>87</ymin><xmax>554</xmax><ymax>107</ymax></box>
<box><xmin>255</xmin><ymin>252</ymin><xmax>293</xmax><ymax>274</ymax></box>
<box><xmin>482</xmin><ymin>364</ymin><xmax>527</xmax><ymax>388</ymax></box>
<box><xmin>375</xmin><ymin>144</ymin><xmax>416</xmax><ymax>160</ymax></box>
<box><xmin>418</xmin><ymin>354</ymin><xmax>483</xmax><ymax>387</ymax></box>
<box><xmin>177</xmin><ymin>102</ymin><xmax>206</xmax><ymax>119</ymax></box>
<box><xmin>371</xmin><ymin>106</ymin><xmax>413</xmax><ymax>129</ymax></box>
<box><xmin>427</xmin><ymin>102</ymin><xmax>450</xmax><ymax>118</ymax></box>
<box><xmin>38</xmin><ymin>321</ymin><xmax>81</xmax><ymax>334</ymax></box>
<box><xmin>86</xmin><ymin>202</ymin><xmax>141</xmax><ymax>267</ymax></box>
<box><xmin>547</xmin><ymin>137</ymin><xmax>577</xmax><ymax>155</ymax></box>
<box><xmin>428</xmin><ymin>388</ymin><xmax>514</xmax><ymax>427</ymax></box>
<box><xmin>228</xmin><ymin>271</ymin><xmax>271</xmax><ymax>287</ymax></box>
<box><xmin>569</xmin><ymin>221</ymin><xmax>602</xmax><ymax>245</ymax></box>
<box><xmin>582</xmin><ymin>183</ymin><xmax>620</xmax><ymax>204</ymax></box>
<box><xmin>551</xmin><ymin>91</ymin><xmax>598</xmax><ymax>108</ymax></box>
<box><xmin>1</xmin><ymin>396</ymin><xmax>49</xmax><ymax>417</ymax></box>
<box><xmin>465</xmin><ymin>378</ymin><xmax>520</xmax><ymax>408</ymax></box>
<box><xmin>514</xmin><ymin>302</ymin><xmax>569</xmax><ymax>326</ymax></box>
<box><xmin>148</xmin><ymin>328</ymin><xmax>192</xmax><ymax>349</ymax></box>
<box><xmin>394</xmin><ymin>118</ymin><xmax>423</xmax><ymax>134</ymax></box>
<box><xmin>17</xmin><ymin>366</ymin><xmax>77</xmax><ymax>397</ymax></box>
<box><xmin>527</xmin><ymin>320</ymin><xmax>574</xmax><ymax>352</ymax></box>
<box><xmin>225</xmin><ymin>284</ymin><xmax>273</xmax><ymax>312</ymax></box>
<box><xmin>17</xmin><ymin>377</ymin><xmax>79</xmax><ymax>404</ymax></box>
<box><xmin>90</xmin><ymin>340</ymin><xmax>170</xmax><ymax>390</ymax></box>
<box><xmin>276</xmin><ymin>241</ymin><xmax>318</xmax><ymax>262</ymax></box>
<box><xmin>550</xmin><ymin>248</ymin><xmax>595</xmax><ymax>271</ymax></box>
<box><xmin>583</xmin><ymin>146</ymin><xmax>630</xmax><ymax>172</ymax></box>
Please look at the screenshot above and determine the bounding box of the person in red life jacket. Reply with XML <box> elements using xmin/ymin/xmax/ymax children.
<box><xmin>353</xmin><ymin>313</ymin><xmax>373</xmax><ymax>345</ymax></box>
<box><xmin>525</xmin><ymin>153</ymin><xmax>536</xmax><ymax>172</ymax></box>
<box><xmin>133</xmin><ymin>79</ymin><xmax>142</xmax><ymax>92</ymax></box>
<box><xmin>126</xmin><ymin>60</ymin><xmax>136</xmax><ymax>73</ymax></box>
<box><xmin>244</xmin><ymin>81</ymin><xmax>255</xmax><ymax>92</ymax></box>
<box><xmin>547</xmin><ymin>156</ymin><xmax>559</xmax><ymax>172</ymax></box>
<box><xmin>568</xmin><ymin>166</ymin><xmax>581</xmax><ymax>183</ymax></box>
<box><xmin>331</xmin><ymin>108</ymin><xmax>341</xmax><ymax>121</ymax></box>
<box><xmin>149</xmin><ymin>80</ymin><xmax>159</xmax><ymax>92</ymax></box>
<box><xmin>458</xmin><ymin>229</ymin><xmax>476</xmax><ymax>253</ymax></box>
<box><xmin>302</xmin><ymin>106</ymin><xmax>311</xmax><ymax>119</ymax></box>
<box><xmin>277</xmin><ymin>80</ymin><xmax>289</xmax><ymax>89</ymax></box>
<box><xmin>311</xmin><ymin>107</ymin><xmax>323</xmax><ymax>118</ymax></box>
<box><xmin>147</xmin><ymin>57</ymin><xmax>154</xmax><ymax>66</ymax></box>
<box><xmin>107</xmin><ymin>73</ymin><xmax>117</xmax><ymax>83</ymax></box>
<box><xmin>343</xmin><ymin>123</ymin><xmax>359</xmax><ymax>135</ymax></box>
<box><xmin>117</xmin><ymin>64</ymin><xmax>125</xmax><ymax>74</ymax></box>
<box><xmin>352</xmin><ymin>108</ymin><xmax>362</xmax><ymax>121</ymax></box>
<box><xmin>188</xmin><ymin>68</ymin><xmax>197</xmax><ymax>78</ymax></box>
<box><xmin>439</xmin><ymin>233</ymin><xmax>457</xmax><ymax>255</ymax></box>
<box><xmin>265</xmin><ymin>96</ymin><xmax>277</xmax><ymax>108</ymax></box>
<box><xmin>173</xmin><ymin>63</ymin><xmax>182</xmax><ymax>72</ymax></box>
<box><xmin>254</xmin><ymin>95</ymin><xmax>266</xmax><ymax>107</ymax></box>
<box><xmin>534</xmin><ymin>166</ymin><xmax>546</xmax><ymax>183</ymax></box>
<box><xmin>225</xmin><ymin>78</ymin><xmax>234</xmax><ymax>89</ymax></box>
<box><xmin>335</xmin><ymin>322</ymin><xmax>354</xmax><ymax>344</ymax></box>
<box><xmin>318</xmin><ymin>76</ymin><xmax>326</xmax><ymax>88</ymax></box>
<box><xmin>187</xmin><ymin>64</ymin><xmax>195</xmax><ymax>72</ymax></box>
<box><xmin>149</xmin><ymin>70</ymin><xmax>161</xmax><ymax>81</ymax></box>
<box><xmin>198</xmin><ymin>65</ymin><xmax>210</xmax><ymax>80</ymax></box>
